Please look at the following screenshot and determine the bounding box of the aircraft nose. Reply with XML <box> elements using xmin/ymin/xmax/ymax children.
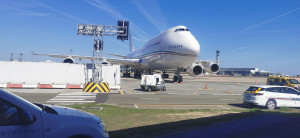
<box><xmin>183</xmin><ymin>35</ymin><xmax>200</xmax><ymax>57</ymax></box>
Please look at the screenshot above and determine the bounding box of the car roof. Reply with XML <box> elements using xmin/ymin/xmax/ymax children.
<box><xmin>249</xmin><ymin>85</ymin><xmax>291</xmax><ymax>88</ymax></box>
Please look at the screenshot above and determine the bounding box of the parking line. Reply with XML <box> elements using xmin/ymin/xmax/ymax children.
<box><xmin>134</xmin><ymin>104</ymin><xmax>139</xmax><ymax>109</ymax></box>
<box><xmin>219</xmin><ymin>99</ymin><xmax>236</xmax><ymax>100</ymax></box>
<box><xmin>218</xmin><ymin>105</ymin><xmax>231</xmax><ymax>110</ymax></box>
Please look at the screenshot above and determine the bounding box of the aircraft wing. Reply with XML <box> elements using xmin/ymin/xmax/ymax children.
<box><xmin>194</xmin><ymin>60</ymin><xmax>217</xmax><ymax>66</ymax></box>
<box><xmin>104</xmin><ymin>58</ymin><xmax>141</xmax><ymax>67</ymax></box>
<box><xmin>33</xmin><ymin>52</ymin><xmax>141</xmax><ymax>66</ymax></box>
<box><xmin>32</xmin><ymin>52</ymin><xmax>93</xmax><ymax>60</ymax></box>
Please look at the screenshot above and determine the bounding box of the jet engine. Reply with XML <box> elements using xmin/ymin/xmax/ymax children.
<box><xmin>203</xmin><ymin>62</ymin><xmax>220</xmax><ymax>74</ymax></box>
<box><xmin>63</xmin><ymin>58</ymin><xmax>75</xmax><ymax>63</ymax></box>
<box><xmin>186</xmin><ymin>63</ymin><xmax>204</xmax><ymax>76</ymax></box>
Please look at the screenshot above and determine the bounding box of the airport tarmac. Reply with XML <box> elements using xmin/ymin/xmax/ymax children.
<box><xmin>6</xmin><ymin>75</ymin><xmax>280</xmax><ymax>110</ymax></box>
<box><xmin>95</xmin><ymin>75</ymin><xmax>269</xmax><ymax>109</ymax></box>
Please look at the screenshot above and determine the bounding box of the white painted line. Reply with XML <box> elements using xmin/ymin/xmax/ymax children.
<box><xmin>59</xmin><ymin>93</ymin><xmax>96</xmax><ymax>96</ymax></box>
<box><xmin>56</xmin><ymin>96</ymin><xmax>96</xmax><ymax>98</ymax></box>
<box><xmin>168</xmin><ymin>93</ymin><xmax>180</xmax><ymax>95</ymax></box>
<box><xmin>213</xmin><ymin>94</ymin><xmax>241</xmax><ymax>96</ymax></box>
<box><xmin>218</xmin><ymin>105</ymin><xmax>231</xmax><ymax>110</ymax></box>
<box><xmin>219</xmin><ymin>99</ymin><xmax>236</xmax><ymax>100</ymax></box>
<box><xmin>141</xmin><ymin>98</ymin><xmax>159</xmax><ymax>100</ymax></box>
<box><xmin>134</xmin><ymin>104</ymin><xmax>139</xmax><ymax>109</ymax></box>
<box><xmin>49</xmin><ymin>99</ymin><xmax>85</xmax><ymax>101</ymax></box>
<box><xmin>47</xmin><ymin>101</ymin><xmax>95</xmax><ymax>103</ymax></box>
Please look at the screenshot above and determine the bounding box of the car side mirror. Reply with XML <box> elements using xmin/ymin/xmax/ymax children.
<box><xmin>22</xmin><ymin>110</ymin><xmax>35</xmax><ymax>125</ymax></box>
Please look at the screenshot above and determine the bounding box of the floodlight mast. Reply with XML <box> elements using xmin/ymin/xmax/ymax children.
<box><xmin>77</xmin><ymin>21</ymin><xmax>128</xmax><ymax>83</ymax></box>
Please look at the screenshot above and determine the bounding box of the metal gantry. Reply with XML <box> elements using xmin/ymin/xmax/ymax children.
<box><xmin>77</xmin><ymin>21</ymin><xmax>129</xmax><ymax>83</ymax></box>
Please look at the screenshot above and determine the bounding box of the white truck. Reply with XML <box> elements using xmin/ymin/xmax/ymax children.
<box><xmin>140</xmin><ymin>74</ymin><xmax>166</xmax><ymax>92</ymax></box>
<box><xmin>0</xmin><ymin>89</ymin><xmax>109</xmax><ymax>138</ymax></box>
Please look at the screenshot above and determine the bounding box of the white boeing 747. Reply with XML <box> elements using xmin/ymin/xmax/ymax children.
<box><xmin>33</xmin><ymin>25</ymin><xmax>219</xmax><ymax>83</ymax></box>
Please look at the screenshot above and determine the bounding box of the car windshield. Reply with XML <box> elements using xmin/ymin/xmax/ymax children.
<box><xmin>287</xmin><ymin>79</ymin><xmax>299</xmax><ymax>84</ymax></box>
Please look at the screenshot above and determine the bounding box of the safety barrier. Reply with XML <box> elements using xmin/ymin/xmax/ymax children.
<box><xmin>0</xmin><ymin>84</ymin><xmax>83</xmax><ymax>89</ymax></box>
<box><xmin>83</xmin><ymin>82</ymin><xmax>110</xmax><ymax>93</ymax></box>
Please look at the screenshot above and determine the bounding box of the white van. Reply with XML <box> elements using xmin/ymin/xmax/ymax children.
<box><xmin>0</xmin><ymin>89</ymin><xmax>109</xmax><ymax>138</ymax></box>
<box><xmin>243</xmin><ymin>85</ymin><xmax>300</xmax><ymax>109</ymax></box>
<box><xmin>140</xmin><ymin>74</ymin><xmax>166</xmax><ymax>92</ymax></box>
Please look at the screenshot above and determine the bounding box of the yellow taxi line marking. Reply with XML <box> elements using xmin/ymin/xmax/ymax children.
<box><xmin>120</xmin><ymin>90</ymin><xmax>125</xmax><ymax>95</ymax></box>
<box><xmin>193</xmin><ymin>88</ymin><xmax>202</xmax><ymax>95</ymax></box>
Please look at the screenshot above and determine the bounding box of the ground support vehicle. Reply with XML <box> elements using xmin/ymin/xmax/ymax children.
<box><xmin>140</xmin><ymin>74</ymin><xmax>166</xmax><ymax>92</ymax></box>
<box><xmin>267</xmin><ymin>76</ymin><xmax>300</xmax><ymax>90</ymax></box>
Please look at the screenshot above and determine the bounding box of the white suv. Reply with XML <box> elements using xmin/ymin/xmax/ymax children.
<box><xmin>0</xmin><ymin>89</ymin><xmax>109</xmax><ymax>138</ymax></box>
<box><xmin>243</xmin><ymin>85</ymin><xmax>300</xmax><ymax>109</ymax></box>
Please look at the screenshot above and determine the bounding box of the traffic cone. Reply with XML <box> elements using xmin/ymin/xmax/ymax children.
<box><xmin>205</xmin><ymin>83</ymin><xmax>208</xmax><ymax>89</ymax></box>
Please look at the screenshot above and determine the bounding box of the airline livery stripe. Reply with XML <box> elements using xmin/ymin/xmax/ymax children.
<box><xmin>133</xmin><ymin>51</ymin><xmax>197</xmax><ymax>59</ymax></box>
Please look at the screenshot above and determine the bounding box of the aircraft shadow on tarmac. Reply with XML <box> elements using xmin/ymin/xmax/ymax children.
<box><xmin>108</xmin><ymin>111</ymin><xmax>300</xmax><ymax>138</ymax></box>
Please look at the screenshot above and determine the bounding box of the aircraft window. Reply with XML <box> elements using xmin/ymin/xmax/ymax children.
<box><xmin>175</xmin><ymin>28</ymin><xmax>186</xmax><ymax>32</ymax></box>
<box><xmin>186</xmin><ymin>29</ymin><xmax>189</xmax><ymax>31</ymax></box>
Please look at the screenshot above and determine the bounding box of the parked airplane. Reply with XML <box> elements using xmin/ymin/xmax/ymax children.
<box><xmin>33</xmin><ymin>25</ymin><xmax>219</xmax><ymax>83</ymax></box>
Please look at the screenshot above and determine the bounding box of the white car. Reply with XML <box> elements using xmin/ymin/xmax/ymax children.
<box><xmin>243</xmin><ymin>85</ymin><xmax>300</xmax><ymax>109</ymax></box>
<box><xmin>0</xmin><ymin>89</ymin><xmax>109</xmax><ymax>138</ymax></box>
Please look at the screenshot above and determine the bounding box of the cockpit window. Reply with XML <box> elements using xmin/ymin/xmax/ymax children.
<box><xmin>175</xmin><ymin>28</ymin><xmax>187</xmax><ymax>32</ymax></box>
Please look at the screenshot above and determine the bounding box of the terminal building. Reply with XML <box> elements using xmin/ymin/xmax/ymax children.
<box><xmin>217</xmin><ymin>68</ymin><xmax>273</xmax><ymax>76</ymax></box>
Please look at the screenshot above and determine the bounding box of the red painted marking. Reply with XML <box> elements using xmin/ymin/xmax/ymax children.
<box><xmin>66</xmin><ymin>85</ymin><xmax>82</xmax><ymax>89</ymax></box>
<box><xmin>38</xmin><ymin>84</ymin><xmax>53</xmax><ymax>89</ymax></box>
<box><xmin>7</xmin><ymin>84</ymin><xmax>22</xmax><ymax>88</ymax></box>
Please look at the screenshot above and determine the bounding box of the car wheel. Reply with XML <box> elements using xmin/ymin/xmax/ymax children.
<box><xmin>266</xmin><ymin>99</ymin><xmax>277</xmax><ymax>110</ymax></box>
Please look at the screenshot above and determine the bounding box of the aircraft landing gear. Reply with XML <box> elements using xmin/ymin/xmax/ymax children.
<box><xmin>123</xmin><ymin>72</ymin><xmax>131</xmax><ymax>77</ymax></box>
<box><xmin>173</xmin><ymin>68</ymin><xmax>183</xmax><ymax>83</ymax></box>
<box><xmin>134</xmin><ymin>71</ymin><xmax>142</xmax><ymax>78</ymax></box>
<box><xmin>123</xmin><ymin>65</ymin><xmax>131</xmax><ymax>78</ymax></box>
<box><xmin>162</xmin><ymin>71</ymin><xmax>169</xmax><ymax>78</ymax></box>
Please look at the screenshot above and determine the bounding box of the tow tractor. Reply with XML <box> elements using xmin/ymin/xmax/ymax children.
<box><xmin>140</xmin><ymin>74</ymin><xmax>166</xmax><ymax>92</ymax></box>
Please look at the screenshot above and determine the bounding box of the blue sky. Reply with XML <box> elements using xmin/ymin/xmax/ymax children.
<box><xmin>0</xmin><ymin>0</ymin><xmax>300</xmax><ymax>75</ymax></box>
